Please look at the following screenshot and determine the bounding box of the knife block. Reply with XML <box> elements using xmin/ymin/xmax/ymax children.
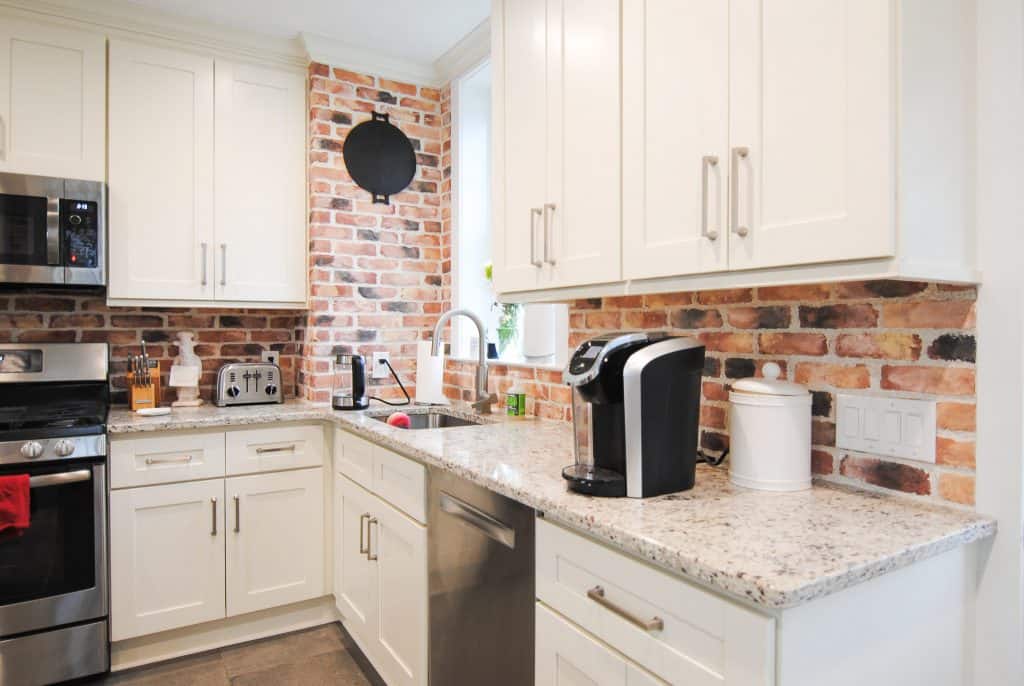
<box><xmin>128</xmin><ymin>368</ymin><xmax>162</xmax><ymax>411</ymax></box>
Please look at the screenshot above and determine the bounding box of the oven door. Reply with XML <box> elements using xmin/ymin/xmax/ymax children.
<box><xmin>0</xmin><ymin>173</ymin><xmax>64</xmax><ymax>285</ymax></box>
<box><xmin>0</xmin><ymin>460</ymin><xmax>106</xmax><ymax>637</ymax></box>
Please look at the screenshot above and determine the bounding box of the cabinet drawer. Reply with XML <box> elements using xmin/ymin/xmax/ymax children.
<box><xmin>537</xmin><ymin>519</ymin><xmax>774</xmax><ymax>685</ymax></box>
<box><xmin>335</xmin><ymin>428</ymin><xmax>374</xmax><ymax>492</ymax></box>
<box><xmin>372</xmin><ymin>446</ymin><xmax>426</xmax><ymax>524</ymax></box>
<box><xmin>110</xmin><ymin>432</ymin><xmax>225</xmax><ymax>489</ymax></box>
<box><xmin>226</xmin><ymin>424</ymin><xmax>324</xmax><ymax>475</ymax></box>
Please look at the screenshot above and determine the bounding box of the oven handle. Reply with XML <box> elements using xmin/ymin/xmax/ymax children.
<box><xmin>29</xmin><ymin>469</ymin><xmax>91</xmax><ymax>488</ymax></box>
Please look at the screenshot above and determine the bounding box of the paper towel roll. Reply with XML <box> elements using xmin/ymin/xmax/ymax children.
<box><xmin>415</xmin><ymin>340</ymin><xmax>448</xmax><ymax>404</ymax></box>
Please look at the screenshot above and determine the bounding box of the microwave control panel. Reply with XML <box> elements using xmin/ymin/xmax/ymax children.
<box><xmin>60</xmin><ymin>199</ymin><xmax>99</xmax><ymax>268</ymax></box>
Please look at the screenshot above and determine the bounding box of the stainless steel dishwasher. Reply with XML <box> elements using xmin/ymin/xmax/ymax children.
<box><xmin>428</xmin><ymin>467</ymin><xmax>535</xmax><ymax>685</ymax></box>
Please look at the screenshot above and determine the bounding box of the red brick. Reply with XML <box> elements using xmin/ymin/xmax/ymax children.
<box><xmin>835</xmin><ymin>333</ymin><xmax>921</xmax><ymax>360</ymax></box>
<box><xmin>333</xmin><ymin>68</ymin><xmax>374</xmax><ymax>85</ymax></box>
<box><xmin>727</xmin><ymin>306</ymin><xmax>791</xmax><ymax>329</ymax></box>
<box><xmin>881</xmin><ymin>366</ymin><xmax>975</xmax><ymax>395</ymax></box>
<box><xmin>700</xmin><ymin>333</ymin><xmax>755</xmax><ymax>354</ymax></box>
<box><xmin>623</xmin><ymin>311</ymin><xmax>668</xmax><ymax>329</ymax></box>
<box><xmin>936</xmin><ymin>402</ymin><xmax>976</xmax><ymax>432</ymax></box>
<box><xmin>643</xmin><ymin>292</ymin><xmax>693</xmax><ymax>308</ymax></box>
<box><xmin>839</xmin><ymin>456</ymin><xmax>931</xmax><ymax>495</ymax></box>
<box><xmin>938</xmin><ymin>473</ymin><xmax>975</xmax><ymax>505</ymax></box>
<box><xmin>700</xmin><ymin>405</ymin><xmax>727</xmax><ymax>429</ymax></box>
<box><xmin>758</xmin><ymin>333</ymin><xmax>827</xmax><ymax>356</ymax></box>
<box><xmin>799</xmin><ymin>304</ymin><xmax>878</xmax><ymax>328</ymax></box>
<box><xmin>836</xmin><ymin>280</ymin><xmax>929</xmax><ymax>299</ymax></box>
<box><xmin>757</xmin><ymin>284</ymin><xmax>832</xmax><ymax>301</ymax></box>
<box><xmin>811</xmin><ymin>450</ymin><xmax>834</xmax><ymax>475</ymax></box>
<box><xmin>795</xmin><ymin>363</ymin><xmax>871</xmax><ymax>389</ymax></box>
<box><xmin>936</xmin><ymin>437</ymin><xmax>976</xmax><ymax>469</ymax></box>
<box><xmin>696</xmin><ymin>288</ymin><xmax>753</xmax><ymax>305</ymax></box>
<box><xmin>882</xmin><ymin>301</ymin><xmax>976</xmax><ymax>329</ymax></box>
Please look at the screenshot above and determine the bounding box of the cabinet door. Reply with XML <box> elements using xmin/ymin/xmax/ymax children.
<box><xmin>622</xmin><ymin>0</ymin><xmax>729</xmax><ymax>279</ymax></box>
<box><xmin>214</xmin><ymin>61</ymin><xmax>306</xmax><ymax>304</ymax></box>
<box><xmin>536</xmin><ymin>604</ymin><xmax>665</xmax><ymax>686</ymax></box>
<box><xmin>492</xmin><ymin>0</ymin><xmax>546</xmax><ymax>293</ymax></box>
<box><xmin>544</xmin><ymin>0</ymin><xmax>621</xmax><ymax>289</ymax></box>
<box><xmin>109</xmin><ymin>479</ymin><xmax>225</xmax><ymax>641</ymax></box>
<box><xmin>371</xmin><ymin>493</ymin><xmax>428</xmax><ymax>686</ymax></box>
<box><xmin>108</xmin><ymin>40</ymin><xmax>214</xmax><ymax>301</ymax></box>
<box><xmin>0</xmin><ymin>18</ymin><xmax>105</xmax><ymax>181</ymax></box>
<box><xmin>334</xmin><ymin>475</ymin><xmax>379</xmax><ymax>656</ymax></box>
<box><xmin>225</xmin><ymin>469</ymin><xmax>324</xmax><ymax>616</ymax></box>
<box><xmin>728</xmin><ymin>0</ymin><xmax>893</xmax><ymax>270</ymax></box>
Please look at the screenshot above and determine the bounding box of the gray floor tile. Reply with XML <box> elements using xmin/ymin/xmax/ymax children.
<box><xmin>220</xmin><ymin>624</ymin><xmax>346</xmax><ymax>678</ymax></box>
<box><xmin>228</xmin><ymin>649</ymin><xmax>370</xmax><ymax>686</ymax></box>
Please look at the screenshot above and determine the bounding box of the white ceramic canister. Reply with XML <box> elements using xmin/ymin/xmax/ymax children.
<box><xmin>728</xmin><ymin>362</ymin><xmax>812</xmax><ymax>491</ymax></box>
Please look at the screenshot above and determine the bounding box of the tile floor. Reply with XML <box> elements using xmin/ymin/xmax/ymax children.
<box><xmin>90</xmin><ymin>623</ymin><xmax>384</xmax><ymax>686</ymax></box>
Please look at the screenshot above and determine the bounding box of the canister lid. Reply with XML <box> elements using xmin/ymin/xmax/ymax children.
<box><xmin>731</xmin><ymin>362</ymin><xmax>808</xmax><ymax>396</ymax></box>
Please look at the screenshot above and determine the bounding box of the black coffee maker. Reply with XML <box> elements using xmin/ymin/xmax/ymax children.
<box><xmin>562</xmin><ymin>332</ymin><xmax>705</xmax><ymax>498</ymax></box>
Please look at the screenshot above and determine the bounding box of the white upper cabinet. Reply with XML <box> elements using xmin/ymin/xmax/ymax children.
<box><xmin>728</xmin><ymin>0</ymin><xmax>893</xmax><ymax>271</ymax></box>
<box><xmin>496</xmin><ymin>0</ymin><xmax>977</xmax><ymax>299</ymax></box>
<box><xmin>108</xmin><ymin>40</ymin><xmax>215</xmax><ymax>302</ymax></box>
<box><xmin>0</xmin><ymin>17</ymin><xmax>105</xmax><ymax>181</ymax></box>
<box><xmin>492</xmin><ymin>0</ymin><xmax>622</xmax><ymax>293</ymax></box>
<box><xmin>108</xmin><ymin>42</ymin><xmax>306</xmax><ymax>307</ymax></box>
<box><xmin>622</xmin><ymin>0</ymin><xmax>730</xmax><ymax>279</ymax></box>
<box><xmin>215</xmin><ymin>61</ymin><xmax>307</xmax><ymax>303</ymax></box>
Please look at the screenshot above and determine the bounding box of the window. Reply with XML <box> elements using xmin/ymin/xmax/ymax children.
<box><xmin>451</xmin><ymin>60</ymin><xmax>569</xmax><ymax>367</ymax></box>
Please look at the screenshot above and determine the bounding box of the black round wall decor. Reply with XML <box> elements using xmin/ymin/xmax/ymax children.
<box><xmin>342</xmin><ymin>111</ymin><xmax>417</xmax><ymax>204</ymax></box>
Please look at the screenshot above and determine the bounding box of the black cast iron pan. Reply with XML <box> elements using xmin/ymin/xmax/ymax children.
<box><xmin>342</xmin><ymin>111</ymin><xmax>417</xmax><ymax>204</ymax></box>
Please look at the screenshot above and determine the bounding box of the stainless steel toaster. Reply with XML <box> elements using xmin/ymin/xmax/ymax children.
<box><xmin>215</xmin><ymin>362</ymin><xmax>284</xmax><ymax>407</ymax></box>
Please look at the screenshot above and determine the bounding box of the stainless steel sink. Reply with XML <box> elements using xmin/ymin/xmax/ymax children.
<box><xmin>370</xmin><ymin>410</ymin><xmax>485</xmax><ymax>430</ymax></box>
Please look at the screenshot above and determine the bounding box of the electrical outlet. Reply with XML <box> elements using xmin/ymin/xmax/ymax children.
<box><xmin>261</xmin><ymin>350</ymin><xmax>279</xmax><ymax>366</ymax></box>
<box><xmin>372</xmin><ymin>352</ymin><xmax>390</xmax><ymax>379</ymax></box>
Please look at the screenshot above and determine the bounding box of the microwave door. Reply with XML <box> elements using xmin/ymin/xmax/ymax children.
<box><xmin>0</xmin><ymin>173</ymin><xmax>64</xmax><ymax>285</ymax></box>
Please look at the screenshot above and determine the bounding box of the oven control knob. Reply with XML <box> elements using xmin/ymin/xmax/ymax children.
<box><xmin>226</xmin><ymin>385</ymin><xmax>241</xmax><ymax>398</ymax></box>
<box><xmin>54</xmin><ymin>439</ymin><xmax>76</xmax><ymax>457</ymax></box>
<box><xmin>265</xmin><ymin>384</ymin><xmax>278</xmax><ymax>396</ymax></box>
<box><xmin>20</xmin><ymin>441</ymin><xmax>44</xmax><ymax>459</ymax></box>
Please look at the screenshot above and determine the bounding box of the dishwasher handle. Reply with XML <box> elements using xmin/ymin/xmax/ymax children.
<box><xmin>439</xmin><ymin>492</ymin><xmax>516</xmax><ymax>549</ymax></box>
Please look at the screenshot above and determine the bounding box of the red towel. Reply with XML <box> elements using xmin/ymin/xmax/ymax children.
<box><xmin>0</xmin><ymin>475</ymin><xmax>30</xmax><ymax>534</ymax></box>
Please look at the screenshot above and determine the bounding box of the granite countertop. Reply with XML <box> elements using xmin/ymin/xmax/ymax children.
<box><xmin>107</xmin><ymin>400</ymin><xmax>996</xmax><ymax>610</ymax></box>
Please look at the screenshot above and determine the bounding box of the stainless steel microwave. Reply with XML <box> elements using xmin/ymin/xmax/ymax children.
<box><xmin>0</xmin><ymin>172</ymin><xmax>105</xmax><ymax>286</ymax></box>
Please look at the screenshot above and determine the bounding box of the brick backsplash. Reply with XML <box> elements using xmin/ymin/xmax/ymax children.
<box><xmin>444</xmin><ymin>281</ymin><xmax>977</xmax><ymax>507</ymax></box>
<box><xmin>300</xmin><ymin>63</ymin><xmax>449</xmax><ymax>403</ymax></box>
<box><xmin>0</xmin><ymin>289</ymin><xmax>304</xmax><ymax>404</ymax></box>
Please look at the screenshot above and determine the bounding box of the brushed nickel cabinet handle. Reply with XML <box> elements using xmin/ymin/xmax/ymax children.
<box><xmin>530</xmin><ymin>208</ymin><xmax>543</xmax><ymax>267</ymax></box>
<box><xmin>220</xmin><ymin>243</ymin><xmax>227</xmax><ymax>286</ymax></box>
<box><xmin>211</xmin><ymin>497</ymin><xmax>217</xmax><ymax>536</ymax></box>
<box><xmin>233</xmin><ymin>495</ymin><xmax>240</xmax><ymax>533</ymax></box>
<box><xmin>586</xmin><ymin>586</ymin><xmax>664</xmax><ymax>632</ymax></box>
<box><xmin>367</xmin><ymin>517</ymin><xmax>378</xmax><ymax>561</ymax></box>
<box><xmin>359</xmin><ymin>513</ymin><xmax>370</xmax><ymax>554</ymax></box>
<box><xmin>543</xmin><ymin>203</ymin><xmax>557</xmax><ymax>265</ymax></box>
<box><xmin>439</xmin><ymin>492</ymin><xmax>516</xmax><ymax>549</ymax></box>
<box><xmin>145</xmin><ymin>455</ymin><xmax>193</xmax><ymax>465</ymax></box>
<box><xmin>701</xmin><ymin>155</ymin><xmax>720</xmax><ymax>241</ymax></box>
<box><xmin>730</xmin><ymin>147</ymin><xmax>749</xmax><ymax>237</ymax></box>
<box><xmin>200</xmin><ymin>242</ymin><xmax>208</xmax><ymax>286</ymax></box>
<box><xmin>255</xmin><ymin>445</ymin><xmax>296</xmax><ymax>455</ymax></box>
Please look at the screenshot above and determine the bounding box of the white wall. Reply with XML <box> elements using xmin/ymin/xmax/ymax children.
<box><xmin>974</xmin><ymin>0</ymin><xmax>1024</xmax><ymax>682</ymax></box>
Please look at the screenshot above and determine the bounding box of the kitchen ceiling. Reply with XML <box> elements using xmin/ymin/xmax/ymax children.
<box><xmin>125</xmin><ymin>0</ymin><xmax>490</xmax><ymax>64</ymax></box>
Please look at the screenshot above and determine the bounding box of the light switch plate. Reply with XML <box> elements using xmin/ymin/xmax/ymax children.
<box><xmin>836</xmin><ymin>394</ymin><xmax>936</xmax><ymax>463</ymax></box>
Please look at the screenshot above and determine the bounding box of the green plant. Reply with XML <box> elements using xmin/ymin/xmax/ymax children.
<box><xmin>484</xmin><ymin>260</ymin><xmax>519</xmax><ymax>353</ymax></box>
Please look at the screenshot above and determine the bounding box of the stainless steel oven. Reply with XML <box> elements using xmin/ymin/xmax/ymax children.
<box><xmin>0</xmin><ymin>172</ymin><xmax>105</xmax><ymax>286</ymax></box>
<box><xmin>0</xmin><ymin>343</ymin><xmax>110</xmax><ymax>685</ymax></box>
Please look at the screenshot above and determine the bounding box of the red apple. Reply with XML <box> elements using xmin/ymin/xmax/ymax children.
<box><xmin>386</xmin><ymin>412</ymin><xmax>412</xmax><ymax>429</ymax></box>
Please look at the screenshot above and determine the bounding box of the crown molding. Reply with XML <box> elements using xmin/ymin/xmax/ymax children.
<box><xmin>0</xmin><ymin>0</ymin><xmax>307</xmax><ymax>68</ymax></box>
<box><xmin>301</xmin><ymin>32</ymin><xmax>442</xmax><ymax>86</ymax></box>
<box><xmin>435</xmin><ymin>19</ymin><xmax>490</xmax><ymax>84</ymax></box>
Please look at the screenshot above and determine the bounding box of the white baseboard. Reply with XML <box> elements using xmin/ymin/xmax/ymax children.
<box><xmin>111</xmin><ymin>596</ymin><xmax>341</xmax><ymax>671</ymax></box>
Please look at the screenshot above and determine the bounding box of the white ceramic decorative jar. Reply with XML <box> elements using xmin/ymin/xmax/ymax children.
<box><xmin>728</xmin><ymin>362</ymin><xmax>812</xmax><ymax>491</ymax></box>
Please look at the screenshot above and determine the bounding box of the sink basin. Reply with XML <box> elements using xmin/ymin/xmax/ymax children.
<box><xmin>370</xmin><ymin>410</ymin><xmax>485</xmax><ymax>430</ymax></box>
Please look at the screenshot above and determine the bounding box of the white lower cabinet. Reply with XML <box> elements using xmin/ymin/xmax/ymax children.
<box><xmin>110</xmin><ymin>479</ymin><xmax>226</xmax><ymax>641</ymax></box>
<box><xmin>110</xmin><ymin>426</ymin><xmax>326</xmax><ymax>644</ymax></box>
<box><xmin>537</xmin><ymin>603</ymin><xmax>666</xmax><ymax>686</ymax></box>
<box><xmin>335</xmin><ymin>472</ymin><xmax>428</xmax><ymax>686</ymax></box>
<box><xmin>226</xmin><ymin>469</ymin><xmax>324</xmax><ymax>616</ymax></box>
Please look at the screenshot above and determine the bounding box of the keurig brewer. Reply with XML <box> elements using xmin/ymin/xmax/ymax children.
<box><xmin>562</xmin><ymin>332</ymin><xmax>705</xmax><ymax>498</ymax></box>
